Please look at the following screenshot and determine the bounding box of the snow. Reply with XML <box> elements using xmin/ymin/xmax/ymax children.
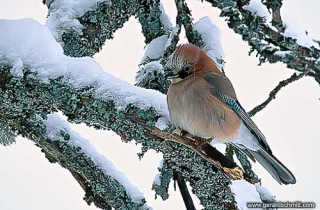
<box><xmin>282</xmin><ymin>17</ymin><xmax>318</xmax><ymax>48</ymax></box>
<box><xmin>255</xmin><ymin>184</ymin><xmax>275</xmax><ymax>202</ymax></box>
<box><xmin>159</xmin><ymin>1</ymin><xmax>172</xmax><ymax>30</ymax></box>
<box><xmin>140</xmin><ymin>35</ymin><xmax>169</xmax><ymax>63</ymax></box>
<box><xmin>231</xmin><ymin>181</ymin><xmax>275</xmax><ymax>209</ymax></box>
<box><xmin>46</xmin><ymin>0</ymin><xmax>111</xmax><ymax>42</ymax></box>
<box><xmin>44</xmin><ymin>113</ymin><xmax>147</xmax><ymax>204</ymax></box>
<box><xmin>0</xmin><ymin>19</ymin><xmax>171</xmax><ymax>129</ymax></box>
<box><xmin>136</xmin><ymin>60</ymin><xmax>164</xmax><ymax>84</ymax></box>
<box><xmin>210</xmin><ymin>140</ymin><xmax>227</xmax><ymax>154</ymax></box>
<box><xmin>0</xmin><ymin>19</ymin><xmax>64</xmax><ymax>66</ymax></box>
<box><xmin>243</xmin><ymin>0</ymin><xmax>271</xmax><ymax>21</ymax></box>
<box><xmin>242</xmin><ymin>0</ymin><xmax>319</xmax><ymax>49</ymax></box>
<box><xmin>153</xmin><ymin>159</ymin><xmax>164</xmax><ymax>185</ymax></box>
<box><xmin>164</xmin><ymin>26</ymin><xmax>179</xmax><ymax>50</ymax></box>
<box><xmin>155</xmin><ymin>117</ymin><xmax>169</xmax><ymax>130</ymax></box>
<box><xmin>153</xmin><ymin>173</ymin><xmax>161</xmax><ymax>185</ymax></box>
<box><xmin>231</xmin><ymin>180</ymin><xmax>262</xmax><ymax>210</ymax></box>
<box><xmin>193</xmin><ymin>17</ymin><xmax>225</xmax><ymax>70</ymax></box>
<box><xmin>274</xmin><ymin>50</ymin><xmax>293</xmax><ymax>58</ymax></box>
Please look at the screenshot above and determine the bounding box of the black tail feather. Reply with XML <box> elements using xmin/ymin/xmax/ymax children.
<box><xmin>249</xmin><ymin>149</ymin><xmax>296</xmax><ymax>184</ymax></box>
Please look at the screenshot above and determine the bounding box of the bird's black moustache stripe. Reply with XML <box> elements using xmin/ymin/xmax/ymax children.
<box><xmin>178</xmin><ymin>70</ymin><xmax>191</xmax><ymax>79</ymax></box>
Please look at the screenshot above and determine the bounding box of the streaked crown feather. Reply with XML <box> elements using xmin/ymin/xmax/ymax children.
<box><xmin>166</xmin><ymin>44</ymin><xmax>202</xmax><ymax>70</ymax></box>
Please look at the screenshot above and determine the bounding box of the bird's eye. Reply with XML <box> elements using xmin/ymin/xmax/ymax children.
<box><xmin>183</xmin><ymin>65</ymin><xmax>192</xmax><ymax>72</ymax></box>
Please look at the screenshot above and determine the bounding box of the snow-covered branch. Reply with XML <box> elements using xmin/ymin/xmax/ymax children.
<box><xmin>42</xmin><ymin>114</ymin><xmax>149</xmax><ymax>209</ymax></box>
<box><xmin>136</xmin><ymin>1</ymin><xmax>179</xmax><ymax>94</ymax></box>
<box><xmin>44</xmin><ymin>0</ymin><xmax>139</xmax><ymax>57</ymax></box>
<box><xmin>203</xmin><ymin>0</ymin><xmax>320</xmax><ymax>83</ymax></box>
<box><xmin>175</xmin><ymin>0</ymin><xmax>205</xmax><ymax>47</ymax></box>
<box><xmin>0</xmin><ymin>118</ymin><xmax>16</xmax><ymax>146</ymax></box>
<box><xmin>0</xmin><ymin>19</ymin><xmax>240</xmax><ymax>209</ymax></box>
<box><xmin>136</xmin><ymin>0</ymin><xmax>166</xmax><ymax>44</ymax></box>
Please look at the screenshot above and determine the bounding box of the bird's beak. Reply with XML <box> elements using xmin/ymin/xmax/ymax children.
<box><xmin>165</xmin><ymin>71</ymin><xmax>179</xmax><ymax>79</ymax></box>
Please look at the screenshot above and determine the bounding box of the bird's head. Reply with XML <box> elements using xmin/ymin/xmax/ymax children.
<box><xmin>165</xmin><ymin>44</ymin><xmax>204</xmax><ymax>84</ymax></box>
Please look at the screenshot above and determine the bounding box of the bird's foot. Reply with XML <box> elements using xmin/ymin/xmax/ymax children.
<box><xmin>222</xmin><ymin>166</ymin><xmax>244</xmax><ymax>180</ymax></box>
<box><xmin>172</xmin><ymin>129</ymin><xmax>189</xmax><ymax>137</ymax></box>
<box><xmin>197</xmin><ymin>137</ymin><xmax>213</xmax><ymax>147</ymax></box>
<box><xmin>192</xmin><ymin>142</ymin><xmax>244</xmax><ymax>181</ymax></box>
<box><xmin>172</xmin><ymin>129</ymin><xmax>199</xmax><ymax>144</ymax></box>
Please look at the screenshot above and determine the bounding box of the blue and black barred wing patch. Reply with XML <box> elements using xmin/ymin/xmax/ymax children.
<box><xmin>204</xmin><ymin>72</ymin><xmax>271</xmax><ymax>152</ymax></box>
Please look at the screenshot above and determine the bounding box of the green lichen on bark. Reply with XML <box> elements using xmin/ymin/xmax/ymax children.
<box><xmin>44</xmin><ymin>0</ymin><xmax>140</xmax><ymax>57</ymax></box>
<box><xmin>0</xmin><ymin>119</ymin><xmax>16</xmax><ymax>146</ymax></box>
<box><xmin>235</xmin><ymin>148</ymin><xmax>258</xmax><ymax>180</ymax></box>
<box><xmin>135</xmin><ymin>60</ymin><xmax>170</xmax><ymax>94</ymax></box>
<box><xmin>136</xmin><ymin>0</ymin><xmax>166</xmax><ymax>44</ymax></box>
<box><xmin>6</xmin><ymin>0</ymin><xmax>314</xmax><ymax>209</ymax></box>
<box><xmin>203</xmin><ymin>0</ymin><xmax>320</xmax><ymax>82</ymax></box>
<box><xmin>134</xmin><ymin>1</ymin><xmax>237</xmax><ymax>206</ymax></box>
<box><xmin>0</xmin><ymin>65</ymin><xmax>149</xmax><ymax>209</ymax></box>
<box><xmin>38</xmin><ymin>138</ymin><xmax>144</xmax><ymax>210</ymax></box>
<box><xmin>135</xmin><ymin>1</ymin><xmax>172</xmax><ymax>93</ymax></box>
<box><xmin>176</xmin><ymin>0</ymin><xmax>205</xmax><ymax>48</ymax></box>
<box><xmin>151</xmin><ymin>160</ymin><xmax>173</xmax><ymax>200</ymax></box>
<box><xmin>225</xmin><ymin>144</ymin><xmax>235</xmax><ymax>162</ymax></box>
<box><xmin>225</xmin><ymin>144</ymin><xmax>257</xmax><ymax>180</ymax></box>
<box><xmin>0</xmin><ymin>61</ymin><xmax>237</xmax><ymax>209</ymax></box>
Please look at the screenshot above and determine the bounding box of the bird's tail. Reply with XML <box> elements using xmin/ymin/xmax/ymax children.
<box><xmin>249</xmin><ymin>149</ymin><xmax>296</xmax><ymax>184</ymax></box>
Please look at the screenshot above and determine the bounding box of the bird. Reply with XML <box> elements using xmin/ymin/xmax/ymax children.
<box><xmin>165</xmin><ymin>43</ymin><xmax>296</xmax><ymax>184</ymax></box>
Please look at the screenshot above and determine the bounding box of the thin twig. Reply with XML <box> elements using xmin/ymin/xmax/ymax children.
<box><xmin>204</xmin><ymin>0</ymin><xmax>320</xmax><ymax>82</ymax></box>
<box><xmin>272</xmin><ymin>9</ymin><xmax>282</xmax><ymax>26</ymax></box>
<box><xmin>248</xmin><ymin>71</ymin><xmax>309</xmax><ymax>117</ymax></box>
<box><xmin>175</xmin><ymin>0</ymin><xmax>205</xmax><ymax>47</ymax></box>
<box><xmin>174</xmin><ymin>172</ymin><xmax>196</xmax><ymax>210</ymax></box>
<box><xmin>264</xmin><ymin>0</ymin><xmax>284</xmax><ymax>29</ymax></box>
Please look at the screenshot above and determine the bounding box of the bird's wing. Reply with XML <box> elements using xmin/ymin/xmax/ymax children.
<box><xmin>204</xmin><ymin>72</ymin><xmax>271</xmax><ymax>152</ymax></box>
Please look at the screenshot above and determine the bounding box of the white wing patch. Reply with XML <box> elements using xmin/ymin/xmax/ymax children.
<box><xmin>226</xmin><ymin>121</ymin><xmax>261</xmax><ymax>151</ymax></box>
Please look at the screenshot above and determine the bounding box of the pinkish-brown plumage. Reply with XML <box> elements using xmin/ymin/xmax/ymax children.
<box><xmin>166</xmin><ymin>44</ymin><xmax>296</xmax><ymax>185</ymax></box>
<box><xmin>167</xmin><ymin>44</ymin><xmax>240</xmax><ymax>140</ymax></box>
<box><xmin>167</xmin><ymin>74</ymin><xmax>240</xmax><ymax>140</ymax></box>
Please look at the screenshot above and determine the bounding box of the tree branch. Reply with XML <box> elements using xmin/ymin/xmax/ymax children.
<box><xmin>262</xmin><ymin>0</ymin><xmax>283</xmax><ymax>29</ymax></box>
<box><xmin>173</xmin><ymin>172</ymin><xmax>196</xmax><ymax>210</ymax></box>
<box><xmin>175</xmin><ymin>0</ymin><xmax>205</xmax><ymax>47</ymax></box>
<box><xmin>44</xmin><ymin>0</ymin><xmax>139</xmax><ymax>57</ymax></box>
<box><xmin>1</xmin><ymin>114</ymin><xmax>147</xmax><ymax>209</ymax></box>
<box><xmin>248</xmin><ymin>70</ymin><xmax>308</xmax><ymax>117</ymax></box>
<box><xmin>202</xmin><ymin>0</ymin><xmax>320</xmax><ymax>82</ymax></box>
<box><xmin>136</xmin><ymin>0</ymin><xmax>166</xmax><ymax>44</ymax></box>
<box><xmin>136</xmin><ymin>5</ymin><xmax>198</xmax><ymax>206</ymax></box>
<box><xmin>0</xmin><ymin>63</ymin><xmax>238</xmax><ymax>209</ymax></box>
<box><xmin>139</xmin><ymin>121</ymin><xmax>260</xmax><ymax>183</ymax></box>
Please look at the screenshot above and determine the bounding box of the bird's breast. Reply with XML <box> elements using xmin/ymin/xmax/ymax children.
<box><xmin>167</xmin><ymin>77</ymin><xmax>241</xmax><ymax>141</ymax></box>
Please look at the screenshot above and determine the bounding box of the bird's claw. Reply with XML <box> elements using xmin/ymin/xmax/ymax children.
<box><xmin>172</xmin><ymin>129</ymin><xmax>189</xmax><ymax>137</ymax></box>
<box><xmin>171</xmin><ymin>129</ymin><xmax>243</xmax><ymax>181</ymax></box>
<box><xmin>196</xmin><ymin>137</ymin><xmax>213</xmax><ymax>147</ymax></box>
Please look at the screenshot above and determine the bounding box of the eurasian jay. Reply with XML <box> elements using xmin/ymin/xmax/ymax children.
<box><xmin>166</xmin><ymin>44</ymin><xmax>296</xmax><ymax>184</ymax></box>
